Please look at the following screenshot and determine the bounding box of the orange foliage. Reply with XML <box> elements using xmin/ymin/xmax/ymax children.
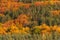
<box><xmin>18</xmin><ymin>2</ymin><xmax>24</xmax><ymax>7</ymax></box>
<box><xmin>11</xmin><ymin>2</ymin><xmax>20</xmax><ymax>10</ymax></box>
<box><xmin>7</xmin><ymin>1</ymin><xmax>12</xmax><ymax>9</ymax></box>
<box><xmin>0</xmin><ymin>0</ymin><xmax>8</xmax><ymax>2</ymax></box>
<box><xmin>2</xmin><ymin>20</ymin><xmax>14</xmax><ymax>27</ymax></box>
<box><xmin>56</xmin><ymin>27</ymin><xmax>60</xmax><ymax>32</ymax></box>
<box><xmin>23</xmin><ymin>3</ymin><xmax>31</xmax><ymax>9</ymax></box>
<box><xmin>44</xmin><ymin>1</ymin><xmax>49</xmax><ymax>5</ymax></box>
<box><xmin>34</xmin><ymin>1</ymin><xmax>49</xmax><ymax>6</ymax></box>
<box><xmin>41</xmin><ymin>24</ymin><xmax>50</xmax><ymax>30</ymax></box>
<box><xmin>50</xmin><ymin>10</ymin><xmax>60</xmax><ymax>15</ymax></box>
<box><xmin>0</xmin><ymin>27</ymin><xmax>6</xmax><ymax>34</ymax></box>
<box><xmin>0</xmin><ymin>14</ymin><xmax>5</xmax><ymax>17</ymax></box>
<box><xmin>17</xmin><ymin>14</ymin><xmax>29</xmax><ymax>24</ymax></box>
<box><xmin>51</xmin><ymin>25</ymin><xmax>57</xmax><ymax>31</ymax></box>
<box><xmin>10</xmin><ymin>24</ymin><xmax>19</xmax><ymax>34</ymax></box>
<box><xmin>9</xmin><ymin>0</ymin><xmax>19</xmax><ymax>2</ymax></box>
<box><xmin>7</xmin><ymin>2</ymin><xmax>23</xmax><ymax>10</ymax></box>
<box><xmin>41</xmin><ymin>30</ymin><xmax>47</xmax><ymax>34</ymax></box>
<box><xmin>51</xmin><ymin>0</ymin><xmax>58</xmax><ymax>1</ymax></box>
<box><xmin>0</xmin><ymin>4</ymin><xmax>7</xmax><ymax>13</ymax></box>
<box><xmin>34</xmin><ymin>1</ymin><xmax>43</xmax><ymax>6</ymax></box>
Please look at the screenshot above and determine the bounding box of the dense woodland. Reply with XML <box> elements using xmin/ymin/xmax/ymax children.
<box><xmin>0</xmin><ymin>0</ymin><xmax>60</xmax><ymax>40</ymax></box>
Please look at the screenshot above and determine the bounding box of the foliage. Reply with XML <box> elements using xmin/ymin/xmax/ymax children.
<box><xmin>0</xmin><ymin>0</ymin><xmax>60</xmax><ymax>40</ymax></box>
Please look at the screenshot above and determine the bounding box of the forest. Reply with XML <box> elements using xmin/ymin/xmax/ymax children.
<box><xmin>0</xmin><ymin>0</ymin><xmax>60</xmax><ymax>40</ymax></box>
